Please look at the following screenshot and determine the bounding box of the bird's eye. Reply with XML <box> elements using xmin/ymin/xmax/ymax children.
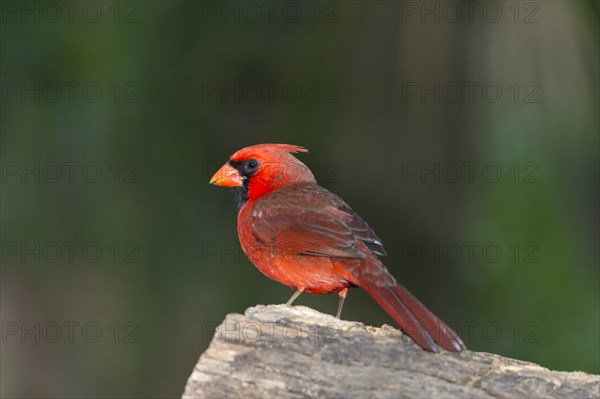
<box><xmin>246</xmin><ymin>159</ymin><xmax>259</xmax><ymax>171</ymax></box>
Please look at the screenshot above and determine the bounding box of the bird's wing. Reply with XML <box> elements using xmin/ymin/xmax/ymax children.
<box><xmin>337</xmin><ymin>202</ymin><xmax>387</xmax><ymax>256</ymax></box>
<box><xmin>249</xmin><ymin>183</ymin><xmax>386</xmax><ymax>259</ymax></box>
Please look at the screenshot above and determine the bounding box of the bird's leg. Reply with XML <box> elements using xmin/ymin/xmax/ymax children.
<box><xmin>336</xmin><ymin>288</ymin><xmax>348</xmax><ymax>319</ymax></box>
<box><xmin>286</xmin><ymin>290</ymin><xmax>303</xmax><ymax>305</ymax></box>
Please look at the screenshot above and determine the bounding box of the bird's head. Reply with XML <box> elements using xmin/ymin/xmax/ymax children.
<box><xmin>210</xmin><ymin>143</ymin><xmax>315</xmax><ymax>207</ymax></box>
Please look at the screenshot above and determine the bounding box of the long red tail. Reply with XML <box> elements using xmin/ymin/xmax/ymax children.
<box><xmin>360</xmin><ymin>281</ymin><xmax>466</xmax><ymax>352</ymax></box>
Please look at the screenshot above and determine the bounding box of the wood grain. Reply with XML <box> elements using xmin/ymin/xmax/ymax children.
<box><xmin>183</xmin><ymin>305</ymin><xmax>599</xmax><ymax>398</ymax></box>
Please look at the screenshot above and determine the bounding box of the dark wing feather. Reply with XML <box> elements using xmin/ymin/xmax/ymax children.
<box><xmin>249</xmin><ymin>183</ymin><xmax>386</xmax><ymax>259</ymax></box>
<box><xmin>338</xmin><ymin>203</ymin><xmax>387</xmax><ymax>256</ymax></box>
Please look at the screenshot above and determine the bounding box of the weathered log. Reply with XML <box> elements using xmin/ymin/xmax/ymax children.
<box><xmin>183</xmin><ymin>305</ymin><xmax>599</xmax><ymax>398</ymax></box>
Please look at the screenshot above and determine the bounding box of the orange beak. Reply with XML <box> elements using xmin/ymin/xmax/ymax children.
<box><xmin>209</xmin><ymin>163</ymin><xmax>243</xmax><ymax>187</ymax></box>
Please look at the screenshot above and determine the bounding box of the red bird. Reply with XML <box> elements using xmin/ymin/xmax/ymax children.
<box><xmin>210</xmin><ymin>144</ymin><xmax>465</xmax><ymax>352</ymax></box>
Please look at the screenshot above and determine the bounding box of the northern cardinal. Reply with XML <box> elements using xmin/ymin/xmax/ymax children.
<box><xmin>210</xmin><ymin>144</ymin><xmax>465</xmax><ymax>352</ymax></box>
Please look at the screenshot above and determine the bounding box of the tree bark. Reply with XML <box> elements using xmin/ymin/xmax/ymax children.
<box><xmin>183</xmin><ymin>305</ymin><xmax>599</xmax><ymax>398</ymax></box>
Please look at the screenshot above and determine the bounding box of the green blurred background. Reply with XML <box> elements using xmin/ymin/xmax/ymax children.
<box><xmin>1</xmin><ymin>1</ymin><xmax>598</xmax><ymax>397</ymax></box>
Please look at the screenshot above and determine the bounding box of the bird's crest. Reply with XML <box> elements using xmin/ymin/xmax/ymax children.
<box><xmin>231</xmin><ymin>143</ymin><xmax>308</xmax><ymax>160</ymax></box>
